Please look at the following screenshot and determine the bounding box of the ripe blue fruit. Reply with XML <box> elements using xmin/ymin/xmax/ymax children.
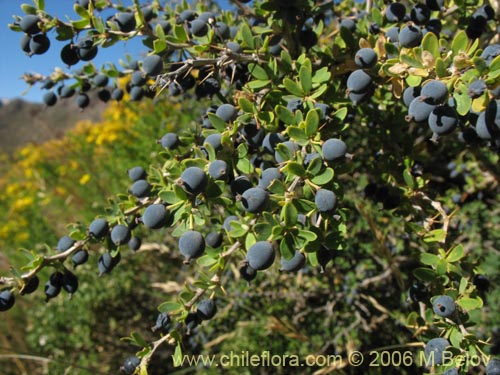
<box><xmin>196</xmin><ymin>299</ymin><xmax>217</xmax><ymax>320</ymax></box>
<box><xmin>129</xmin><ymin>86</ymin><xmax>144</xmax><ymax>101</ymax></box>
<box><xmin>177</xmin><ymin>10</ymin><xmax>197</xmax><ymax>23</ymax></box>
<box><xmin>20</xmin><ymin>276</ymin><xmax>39</xmax><ymax>295</ymax></box>
<box><xmin>432</xmin><ymin>295</ymin><xmax>456</xmax><ymax>317</ymax></box>
<box><xmin>43</xmin><ymin>91</ymin><xmax>57</xmax><ymax>106</ymax></box>
<box><xmin>143</xmin><ymin>54</ymin><xmax>163</xmax><ymax>76</ymax></box>
<box><xmin>275</xmin><ymin>140</ymin><xmax>298</xmax><ymax>163</ymax></box>
<box><xmin>93</xmin><ymin>74</ymin><xmax>108</xmax><ymax>87</ymax></box>
<box><xmin>315</xmin><ymin>189</ymin><xmax>337</xmax><ymax>213</ymax></box>
<box><xmin>240</xmin><ymin>263</ymin><xmax>257</xmax><ymax>281</ymax></box>
<box><xmin>185</xmin><ymin>311</ymin><xmax>200</xmax><ymax>334</ymax></box>
<box><xmin>131</xmin><ymin>71</ymin><xmax>148</xmax><ymax>86</ymax></box>
<box><xmin>142</xmin><ymin>204</ymin><xmax>169</xmax><ymax>229</ymax></box>
<box><xmin>322</xmin><ymin>138</ymin><xmax>347</xmax><ymax>162</ymax></box>
<box><xmin>179</xmin><ymin>230</ymin><xmax>205</xmax><ymax>262</ymax></box>
<box><xmin>123</xmin><ymin>356</ymin><xmax>140</xmax><ymax>375</ymax></box>
<box><xmin>129</xmin><ymin>179</ymin><xmax>151</xmax><ymax>198</ymax></box>
<box><xmin>443</xmin><ymin>368</ymin><xmax>458</xmax><ymax>375</ymax></box>
<box><xmin>426</xmin><ymin>0</ymin><xmax>444</xmax><ymax>11</ymax></box>
<box><xmin>76</xmin><ymin>37</ymin><xmax>98</xmax><ymax>61</ymax></box>
<box><xmin>152</xmin><ymin>312</ymin><xmax>171</xmax><ymax>333</ymax></box>
<box><xmin>88</xmin><ymin>218</ymin><xmax>109</xmax><ymax>239</ymax></box>
<box><xmin>60</xmin><ymin>44</ymin><xmax>80</xmax><ymax>66</ymax></box>
<box><xmin>189</xmin><ymin>19</ymin><xmax>208</xmax><ymax>37</ymax></box>
<box><xmin>481</xmin><ymin>44</ymin><xmax>500</xmax><ymax>66</ymax></box>
<box><xmin>180</xmin><ymin>167</ymin><xmax>208</xmax><ymax>195</ymax></box>
<box><xmin>128</xmin><ymin>236</ymin><xmax>142</xmax><ymax>251</ymax></box>
<box><xmin>57</xmin><ymin>235</ymin><xmax>75</xmax><ymax>252</ymax></box>
<box><xmin>385</xmin><ymin>2</ymin><xmax>406</xmax><ymax>22</ymax></box>
<box><xmin>20</xmin><ymin>14</ymin><xmax>41</xmax><ymax>35</ymax></box>
<box><xmin>403</xmin><ymin>86</ymin><xmax>421</xmax><ymax>107</ymax></box>
<box><xmin>115</xmin><ymin>12</ymin><xmax>136</xmax><ymax>32</ymax></box>
<box><xmin>72</xmin><ymin>249</ymin><xmax>89</xmax><ymax>268</ymax></box>
<box><xmin>428</xmin><ymin>105</ymin><xmax>459</xmax><ymax>135</ymax></box>
<box><xmin>386</xmin><ymin>26</ymin><xmax>400</xmax><ymax>43</ymax></box>
<box><xmin>110</xmin><ymin>224</ymin><xmax>131</xmax><ymax>246</ymax></box>
<box><xmin>214</xmin><ymin>21</ymin><xmax>230</xmax><ymax>40</ymax></box>
<box><xmin>399</xmin><ymin>24</ymin><xmax>423</xmax><ymax>48</ymax></box>
<box><xmin>354</xmin><ymin>48</ymin><xmax>377</xmax><ymax>69</ymax></box>
<box><xmin>346</xmin><ymin>69</ymin><xmax>372</xmax><ymax>94</ymax></box>
<box><xmin>473</xmin><ymin>274</ymin><xmax>490</xmax><ymax>292</ymax></box>
<box><xmin>468</xmin><ymin>80</ymin><xmax>487</xmax><ymax>98</ymax></box>
<box><xmin>421</xmin><ymin>80</ymin><xmax>448</xmax><ymax>105</ymax></box>
<box><xmin>206</xmin><ymin>232</ymin><xmax>223</xmax><ymax>248</ymax></box>
<box><xmin>76</xmin><ymin>93</ymin><xmax>90</xmax><ymax>109</ymax></box>
<box><xmin>241</xmin><ymin>187</ymin><xmax>269</xmax><ymax>213</ymax></box>
<box><xmin>410</xmin><ymin>4</ymin><xmax>430</xmax><ymax>25</ymax></box>
<box><xmin>407</xmin><ymin>96</ymin><xmax>436</xmax><ymax>123</ymax></box>
<box><xmin>223</xmin><ymin>215</ymin><xmax>239</xmax><ymax>232</ymax></box>
<box><xmin>486</xmin><ymin>358</ymin><xmax>500</xmax><ymax>375</ymax></box>
<box><xmin>0</xmin><ymin>290</ymin><xmax>15</xmax><ymax>311</ymax></box>
<box><xmin>98</xmin><ymin>252</ymin><xmax>121</xmax><ymax>275</ymax></box>
<box><xmin>29</xmin><ymin>34</ymin><xmax>50</xmax><ymax>55</ymax></box>
<box><xmin>216</xmin><ymin>104</ymin><xmax>238</xmax><ymax>122</ymax></box>
<box><xmin>408</xmin><ymin>282</ymin><xmax>428</xmax><ymax>302</ymax></box>
<box><xmin>208</xmin><ymin>160</ymin><xmax>228</xmax><ymax>180</ymax></box>
<box><xmin>258</xmin><ymin>167</ymin><xmax>282</xmax><ymax>189</ymax></box>
<box><xmin>159</xmin><ymin>133</ymin><xmax>180</xmax><ymax>149</ymax></box>
<box><xmin>424</xmin><ymin>337</ymin><xmax>450</xmax><ymax>365</ymax></box>
<box><xmin>128</xmin><ymin>166</ymin><xmax>147</xmax><ymax>181</ymax></box>
<box><xmin>231</xmin><ymin>175</ymin><xmax>252</xmax><ymax>196</ymax></box>
<box><xmin>280</xmin><ymin>251</ymin><xmax>306</xmax><ymax>272</ymax></box>
<box><xmin>339</xmin><ymin>18</ymin><xmax>356</xmax><ymax>32</ymax></box>
<box><xmin>226</xmin><ymin>41</ymin><xmax>242</xmax><ymax>53</ymax></box>
<box><xmin>262</xmin><ymin>132</ymin><xmax>286</xmax><ymax>154</ymax></box>
<box><xmin>246</xmin><ymin>241</ymin><xmax>275</xmax><ymax>270</ymax></box>
<box><xmin>287</xmin><ymin>98</ymin><xmax>303</xmax><ymax>113</ymax></box>
<box><xmin>204</xmin><ymin>133</ymin><xmax>222</xmax><ymax>151</ymax></box>
<box><xmin>45</xmin><ymin>271</ymin><xmax>63</xmax><ymax>301</ymax></box>
<box><xmin>62</xmin><ymin>271</ymin><xmax>78</xmax><ymax>295</ymax></box>
<box><xmin>111</xmin><ymin>88</ymin><xmax>124</xmax><ymax>101</ymax></box>
<box><xmin>59</xmin><ymin>85</ymin><xmax>75</xmax><ymax>99</ymax></box>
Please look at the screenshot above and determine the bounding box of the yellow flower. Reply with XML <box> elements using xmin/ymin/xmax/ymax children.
<box><xmin>79</xmin><ymin>174</ymin><xmax>91</xmax><ymax>185</ymax></box>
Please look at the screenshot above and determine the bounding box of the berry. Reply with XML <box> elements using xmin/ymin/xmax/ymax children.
<box><xmin>231</xmin><ymin>176</ymin><xmax>253</xmax><ymax>196</ymax></box>
<box><xmin>88</xmin><ymin>218</ymin><xmax>109</xmax><ymax>239</ymax></box>
<box><xmin>214</xmin><ymin>21</ymin><xmax>230</xmax><ymax>40</ymax></box>
<box><xmin>0</xmin><ymin>290</ymin><xmax>15</xmax><ymax>311</ymax></box>
<box><xmin>246</xmin><ymin>241</ymin><xmax>275</xmax><ymax>270</ymax></box>
<box><xmin>131</xmin><ymin>71</ymin><xmax>148</xmax><ymax>86</ymax></box>
<box><xmin>426</xmin><ymin>0</ymin><xmax>444</xmax><ymax>11</ymax></box>
<box><xmin>240</xmin><ymin>263</ymin><xmax>257</xmax><ymax>282</ymax></box>
<box><xmin>339</xmin><ymin>18</ymin><xmax>356</xmax><ymax>32</ymax></box>
<box><xmin>473</xmin><ymin>274</ymin><xmax>490</xmax><ymax>292</ymax></box>
<box><xmin>142</xmin><ymin>204</ymin><xmax>169</xmax><ymax>229</ymax></box>
<box><xmin>275</xmin><ymin>140</ymin><xmax>298</xmax><ymax>163</ymax></box>
<box><xmin>315</xmin><ymin>189</ymin><xmax>337</xmax><ymax>213</ymax></box>
<box><xmin>76</xmin><ymin>37</ymin><xmax>98</xmax><ymax>61</ymax></box>
<box><xmin>62</xmin><ymin>271</ymin><xmax>78</xmax><ymax>294</ymax></box>
<box><xmin>111</xmin><ymin>88</ymin><xmax>124</xmax><ymax>101</ymax></box>
<box><xmin>98</xmin><ymin>252</ymin><xmax>121</xmax><ymax>275</ymax></box>
<box><xmin>428</xmin><ymin>105</ymin><xmax>459</xmax><ymax>135</ymax></box>
<box><xmin>204</xmin><ymin>133</ymin><xmax>223</xmax><ymax>151</ymax></box>
<box><xmin>185</xmin><ymin>312</ymin><xmax>200</xmax><ymax>334</ymax></box>
<box><xmin>122</xmin><ymin>356</ymin><xmax>140</xmax><ymax>375</ymax></box>
<box><xmin>128</xmin><ymin>166</ymin><xmax>147</xmax><ymax>181</ymax></box>
<box><xmin>421</xmin><ymin>80</ymin><xmax>448</xmax><ymax>105</ymax></box>
<box><xmin>20</xmin><ymin>276</ymin><xmax>40</xmax><ymax>295</ymax></box>
<box><xmin>226</xmin><ymin>41</ymin><xmax>242</xmax><ymax>53</ymax></box>
<box><xmin>385</xmin><ymin>3</ymin><xmax>406</xmax><ymax>23</ymax></box>
<box><xmin>29</xmin><ymin>34</ymin><xmax>50</xmax><ymax>55</ymax></box>
<box><xmin>481</xmin><ymin>44</ymin><xmax>500</xmax><ymax>66</ymax></box>
<box><xmin>223</xmin><ymin>215</ymin><xmax>239</xmax><ymax>232</ymax></box>
<box><xmin>262</xmin><ymin>133</ymin><xmax>286</xmax><ymax>154</ymax></box>
<box><xmin>43</xmin><ymin>91</ymin><xmax>57</xmax><ymax>106</ymax></box>
<box><xmin>59</xmin><ymin>85</ymin><xmax>75</xmax><ymax>99</ymax></box>
<box><xmin>322</xmin><ymin>138</ymin><xmax>347</xmax><ymax>162</ymax></box>
<box><xmin>128</xmin><ymin>236</ymin><xmax>142</xmax><ymax>251</ymax></box>
<box><xmin>97</xmin><ymin>89</ymin><xmax>111</xmax><ymax>102</ymax></box>
<box><xmin>115</xmin><ymin>12</ymin><xmax>136</xmax><ymax>33</ymax></box>
<box><xmin>196</xmin><ymin>299</ymin><xmax>217</xmax><ymax>320</ymax></box>
<box><xmin>180</xmin><ymin>167</ymin><xmax>208</xmax><ymax>195</ymax></box>
<box><xmin>280</xmin><ymin>251</ymin><xmax>306</xmax><ymax>272</ymax></box>
<box><xmin>57</xmin><ymin>235</ymin><xmax>76</xmax><ymax>252</ymax></box>
<box><xmin>60</xmin><ymin>43</ymin><xmax>80</xmax><ymax>66</ymax></box>
<box><xmin>346</xmin><ymin>69</ymin><xmax>372</xmax><ymax>94</ymax></box>
<box><xmin>93</xmin><ymin>74</ymin><xmax>108</xmax><ymax>87</ymax></box>
<box><xmin>408</xmin><ymin>282</ymin><xmax>428</xmax><ymax>302</ymax></box>
<box><xmin>179</xmin><ymin>230</ymin><xmax>205</xmax><ymax>261</ymax></box>
<box><xmin>354</xmin><ymin>48</ymin><xmax>377</xmax><ymax>69</ymax></box>
<box><xmin>468</xmin><ymin>79</ymin><xmax>487</xmax><ymax>98</ymax></box>
<box><xmin>300</xmin><ymin>28</ymin><xmax>318</xmax><ymax>49</ymax></box>
<box><xmin>44</xmin><ymin>272</ymin><xmax>63</xmax><ymax>301</ymax></box>
<box><xmin>424</xmin><ymin>338</ymin><xmax>450</xmax><ymax>365</ymax></box>
<box><xmin>110</xmin><ymin>224</ymin><xmax>131</xmax><ymax>246</ymax></box>
<box><xmin>432</xmin><ymin>295</ymin><xmax>456</xmax><ymax>317</ymax></box>
<box><xmin>258</xmin><ymin>167</ymin><xmax>282</xmax><ymax>189</ymax></box>
<box><xmin>72</xmin><ymin>249</ymin><xmax>89</xmax><ymax>268</ymax></box>
<box><xmin>206</xmin><ymin>232</ymin><xmax>223</xmax><ymax>248</ymax></box>
<box><xmin>386</xmin><ymin>26</ymin><xmax>400</xmax><ymax>43</ymax></box>
<box><xmin>159</xmin><ymin>133</ymin><xmax>180</xmax><ymax>149</ymax></box>
<box><xmin>76</xmin><ymin>93</ymin><xmax>90</xmax><ymax>109</ymax></box>
<box><xmin>143</xmin><ymin>54</ymin><xmax>163</xmax><ymax>76</ymax></box>
<box><xmin>20</xmin><ymin>14</ymin><xmax>41</xmax><ymax>35</ymax></box>
<box><xmin>399</xmin><ymin>24</ymin><xmax>423</xmax><ymax>48</ymax></box>
<box><xmin>129</xmin><ymin>179</ymin><xmax>151</xmax><ymax>198</ymax></box>
<box><xmin>410</xmin><ymin>4</ymin><xmax>430</xmax><ymax>25</ymax></box>
<box><xmin>287</xmin><ymin>98</ymin><xmax>303</xmax><ymax>113</ymax></box>
<box><xmin>216</xmin><ymin>104</ymin><xmax>238</xmax><ymax>122</ymax></box>
<box><xmin>241</xmin><ymin>187</ymin><xmax>269</xmax><ymax>213</ymax></box>
<box><xmin>403</xmin><ymin>86</ymin><xmax>421</xmax><ymax>107</ymax></box>
<box><xmin>189</xmin><ymin>19</ymin><xmax>208</xmax><ymax>37</ymax></box>
<box><xmin>486</xmin><ymin>359</ymin><xmax>500</xmax><ymax>375</ymax></box>
<box><xmin>130</xmin><ymin>86</ymin><xmax>144</xmax><ymax>101</ymax></box>
<box><xmin>177</xmin><ymin>10</ymin><xmax>197</xmax><ymax>23</ymax></box>
<box><xmin>208</xmin><ymin>160</ymin><xmax>228</xmax><ymax>180</ymax></box>
<box><xmin>152</xmin><ymin>312</ymin><xmax>171</xmax><ymax>333</ymax></box>
<box><xmin>407</xmin><ymin>96</ymin><xmax>436</xmax><ymax>123</ymax></box>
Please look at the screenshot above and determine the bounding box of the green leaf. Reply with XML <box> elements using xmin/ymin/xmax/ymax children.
<box><xmin>283</xmin><ymin>78</ymin><xmax>304</xmax><ymax>97</ymax></box>
<box><xmin>227</xmin><ymin>220</ymin><xmax>249</xmax><ymax>238</ymax></box>
<box><xmin>332</xmin><ymin>107</ymin><xmax>348</xmax><ymax>122</ymax></box>
<box><xmin>401</xmin><ymin>54</ymin><xmax>424</xmax><ymax>68</ymax></box>
<box><xmin>287</xmin><ymin>126</ymin><xmax>307</xmax><ymax>143</ymax></box>
<box><xmin>459</xmin><ymin>277</ymin><xmax>468</xmax><ymax>294</ymax></box>
<box><xmin>305</xmin><ymin>109</ymin><xmax>319</xmax><ymax>137</ymax></box>
<box><xmin>236</xmin><ymin>157</ymin><xmax>253</xmax><ymax>174</ymax></box>
<box><xmin>420</xmin><ymin>253</ymin><xmax>440</xmax><ymax>266</ymax></box>
<box><xmin>339</xmin><ymin>26</ymin><xmax>356</xmax><ymax>50</ymax></box>
<box><xmin>153</xmin><ymin>39</ymin><xmax>167</xmax><ymax>53</ymax></box>
<box><xmin>246</xmin><ymin>79</ymin><xmax>271</xmax><ymax>90</ymax></box>
<box><xmin>286</xmin><ymin>161</ymin><xmax>306</xmax><ymax>177</ymax></box>
<box><xmin>74</xmin><ymin>4</ymin><xmax>90</xmax><ymax>19</ymax></box>
<box><xmin>248</xmin><ymin>63</ymin><xmax>269</xmax><ymax>80</ymax></box>
<box><xmin>457</xmin><ymin>297</ymin><xmax>483</xmax><ymax>311</ymax></box>
<box><xmin>275</xmin><ymin>105</ymin><xmax>295</xmax><ymax>124</ymax></box>
<box><xmin>35</xmin><ymin>0</ymin><xmax>45</xmax><ymax>11</ymax></box>
<box><xmin>280</xmin><ymin>236</ymin><xmax>295</xmax><ymax>260</ymax></box>
<box><xmin>453</xmin><ymin>84</ymin><xmax>472</xmax><ymax>116</ymax></box>
<box><xmin>413</xmin><ymin>267</ymin><xmax>437</xmax><ymax>281</ymax></box>
<box><xmin>446</xmin><ymin>244</ymin><xmax>465</xmax><ymax>263</ymax></box>
<box><xmin>436</xmin><ymin>259</ymin><xmax>448</xmax><ymax>275</ymax></box>
<box><xmin>297</xmin><ymin>229</ymin><xmax>317</xmax><ymax>242</ymax></box>
<box><xmin>21</xmin><ymin>3</ymin><xmax>38</xmax><ymax>14</ymax></box>
<box><xmin>403</xmin><ymin>169</ymin><xmax>415</xmax><ymax>189</ymax></box>
<box><xmin>451</xmin><ymin>30</ymin><xmax>468</xmax><ymax>56</ymax></box>
<box><xmin>173</xmin><ymin>184</ymin><xmax>188</xmax><ymax>201</ymax></box>
<box><xmin>423</xmin><ymin>229</ymin><xmax>446</xmax><ymax>243</ymax></box>
<box><xmin>207</xmin><ymin>113</ymin><xmax>227</xmax><ymax>132</ymax></box>
<box><xmin>281</xmin><ymin>202</ymin><xmax>298</xmax><ymax>227</ymax></box>
<box><xmin>310</xmin><ymin>168</ymin><xmax>334</xmax><ymax>185</ymax></box>
<box><xmin>158</xmin><ymin>300</ymin><xmax>184</xmax><ymax>313</ymax></box>
<box><xmin>488</xmin><ymin>54</ymin><xmax>500</xmax><ymax>73</ymax></box>
<box><xmin>312</xmin><ymin>67</ymin><xmax>331</xmax><ymax>83</ymax></box>
<box><xmin>173</xmin><ymin>24</ymin><xmax>188</xmax><ymax>43</ymax></box>
<box><xmin>71</xmin><ymin>18</ymin><xmax>90</xmax><ymax>29</ymax></box>
<box><xmin>240</xmin><ymin>23</ymin><xmax>255</xmax><ymax>49</ymax></box>
<box><xmin>421</xmin><ymin>31</ymin><xmax>439</xmax><ymax>59</ymax></box>
<box><xmin>172</xmin><ymin>343</ymin><xmax>183</xmax><ymax>367</ymax></box>
<box><xmin>299</xmin><ymin>65</ymin><xmax>312</xmax><ymax>93</ymax></box>
<box><xmin>196</xmin><ymin>254</ymin><xmax>218</xmax><ymax>267</ymax></box>
<box><xmin>238</xmin><ymin>97</ymin><xmax>255</xmax><ymax>114</ymax></box>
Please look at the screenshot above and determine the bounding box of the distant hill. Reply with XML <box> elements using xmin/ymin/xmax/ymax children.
<box><xmin>0</xmin><ymin>95</ymin><xmax>107</xmax><ymax>156</ymax></box>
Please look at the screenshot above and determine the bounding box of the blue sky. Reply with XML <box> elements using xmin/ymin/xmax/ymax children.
<box><xmin>0</xmin><ymin>0</ymin><xmax>231</xmax><ymax>103</ymax></box>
